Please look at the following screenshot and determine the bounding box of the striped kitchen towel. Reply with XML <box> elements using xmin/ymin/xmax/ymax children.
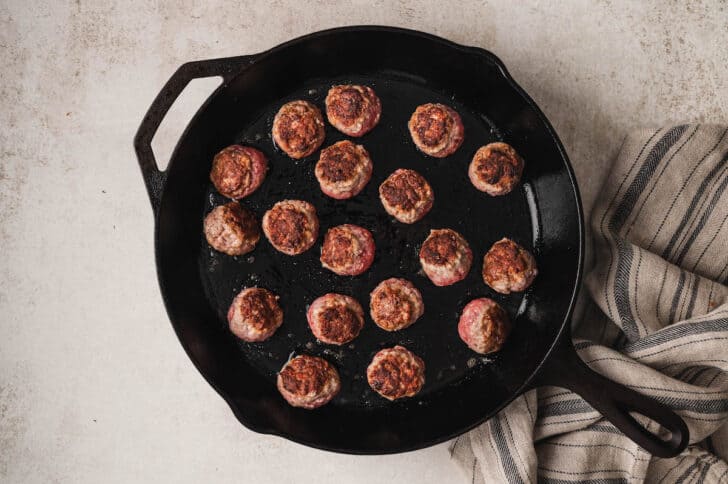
<box><xmin>450</xmin><ymin>125</ymin><xmax>728</xmax><ymax>483</ymax></box>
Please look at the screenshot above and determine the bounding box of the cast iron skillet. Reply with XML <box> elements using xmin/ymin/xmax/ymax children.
<box><xmin>134</xmin><ymin>26</ymin><xmax>688</xmax><ymax>456</ymax></box>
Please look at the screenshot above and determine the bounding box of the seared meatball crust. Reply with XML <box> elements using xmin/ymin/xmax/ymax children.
<box><xmin>369</xmin><ymin>278</ymin><xmax>424</xmax><ymax>331</ymax></box>
<box><xmin>209</xmin><ymin>145</ymin><xmax>268</xmax><ymax>199</ymax></box>
<box><xmin>262</xmin><ymin>200</ymin><xmax>319</xmax><ymax>256</ymax></box>
<box><xmin>277</xmin><ymin>355</ymin><xmax>340</xmax><ymax>409</ymax></box>
<box><xmin>315</xmin><ymin>140</ymin><xmax>373</xmax><ymax>200</ymax></box>
<box><xmin>419</xmin><ymin>228</ymin><xmax>473</xmax><ymax>286</ymax></box>
<box><xmin>325</xmin><ymin>85</ymin><xmax>382</xmax><ymax>137</ymax></box>
<box><xmin>320</xmin><ymin>224</ymin><xmax>375</xmax><ymax>276</ymax></box>
<box><xmin>204</xmin><ymin>202</ymin><xmax>260</xmax><ymax>256</ymax></box>
<box><xmin>482</xmin><ymin>238</ymin><xmax>538</xmax><ymax>294</ymax></box>
<box><xmin>272</xmin><ymin>100</ymin><xmax>325</xmax><ymax>159</ymax></box>
<box><xmin>227</xmin><ymin>287</ymin><xmax>283</xmax><ymax>342</ymax></box>
<box><xmin>408</xmin><ymin>103</ymin><xmax>464</xmax><ymax>158</ymax></box>
<box><xmin>367</xmin><ymin>346</ymin><xmax>425</xmax><ymax>400</ymax></box>
<box><xmin>469</xmin><ymin>142</ymin><xmax>524</xmax><ymax>196</ymax></box>
<box><xmin>458</xmin><ymin>298</ymin><xmax>511</xmax><ymax>354</ymax></box>
<box><xmin>379</xmin><ymin>168</ymin><xmax>434</xmax><ymax>224</ymax></box>
<box><xmin>307</xmin><ymin>293</ymin><xmax>365</xmax><ymax>345</ymax></box>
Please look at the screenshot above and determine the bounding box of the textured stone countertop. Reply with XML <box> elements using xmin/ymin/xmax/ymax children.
<box><xmin>1</xmin><ymin>1</ymin><xmax>726</xmax><ymax>482</ymax></box>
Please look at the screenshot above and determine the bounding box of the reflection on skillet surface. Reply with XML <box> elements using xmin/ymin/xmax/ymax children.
<box><xmin>199</xmin><ymin>73</ymin><xmax>536</xmax><ymax>410</ymax></box>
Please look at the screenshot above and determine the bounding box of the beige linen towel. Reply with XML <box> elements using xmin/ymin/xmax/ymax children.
<box><xmin>451</xmin><ymin>125</ymin><xmax>728</xmax><ymax>483</ymax></box>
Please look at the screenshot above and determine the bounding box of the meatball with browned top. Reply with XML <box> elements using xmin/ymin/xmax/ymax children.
<box><xmin>209</xmin><ymin>145</ymin><xmax>267</xmax><ymax>199</ymax></box>
<box><xmin>307</xmin><ymin>293</ymin><xmax>364</xmax><ymax>345</ymax></box>
<box><xmin>419</xmin><ymin>228</ymin><xmax>472</xmax><ymax>286</ymax></box>
<box><xmin>277</xmin><ymin>355</ymin><xmax>340</xmax><ymax>409</ymax></box>
<box><xmin>325</xmin><ymin>85</ymin><xmax>381</xmax><ymax>137</ymax></box>
<box><xmin>315</xmin><ymin>141</ymin><xmax>373</xmax><ymax>200</ymax></box>
<box><xmin>367</xmin><ymin>346</ymin><xmax>425</xmax><ymax>400</ymax></box>
<box><xmin>227</xmin><ymin>287</ymin><xmax>283</xmax><ymax>342</ymax></box>
<box><xmin>469</xmin><ymin>142</ymin><xmax>524</xmax><ymax>196</ymax></box>
<box><xmin>204</xmin><ymin>202</ymin><xmax>260</xmax><ymax>256</ymax></box>
<box><xmin>272</xmin><ymin>100</ymin><xmax>325</xmax><ymax>159</ymax></box>
<box><xmin>320</xmin><ymin>224</ymin><xmax>375</xmax><ymax>276</ymax></box>
<box><xmin>408</xmin><ymin>103</ymin><xmax>464</xmax><ymax>158</ymax></box>
<box><xmin>379</xmin><ymin>168</ymin><xmax>434</xmax><ymax>224</ymax></box>
<box><xmin>458</xmin><ymin>298</ymin><xmax>511</xmax><ymax>354</ymax></box>
<box><xmin>262</xmin><ymin>200</ymin><xmax>319</xmax><ymax>256</ymax></box>
<box><xmin>482</xmin><ymin>238</ymin><xmax>538</xmax><ymax>294</ymax></box>
<box><xmin>369</xmin><ymin>278</ymin><xmax>424</xmax><ymax>331</ymax></box>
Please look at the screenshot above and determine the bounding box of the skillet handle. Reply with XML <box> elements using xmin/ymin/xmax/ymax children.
<box><xmin>133</xmin><ymin>55</ymin><xmax>256</xmax><ymax>213</ymax></box>
<box><xmin>532</xmin><ymin>337</ymin><xmax>689</xmax><ymax>458</ymax></box>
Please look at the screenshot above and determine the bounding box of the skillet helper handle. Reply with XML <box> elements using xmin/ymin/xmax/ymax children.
<box><xmin>533</xmin><ymin>338</ymin><xmax>689</xmax><ymax>458</ymax></box>
<box><xmin>133</xmin><ymin>55</ymin><xmax>255</xmax><ymax>212</ymax></box>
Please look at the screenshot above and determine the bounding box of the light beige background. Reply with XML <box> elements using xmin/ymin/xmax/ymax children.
<box><xmin>1</xmin><ymin>1</ymin><xmax>726</xmax><ymax>482</ymax></box>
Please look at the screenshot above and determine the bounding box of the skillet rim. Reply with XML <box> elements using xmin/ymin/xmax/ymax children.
<box><xmin>151</xmin><ymin>25</ymin><xmax>585</xmax><ymax>454</ymax></box>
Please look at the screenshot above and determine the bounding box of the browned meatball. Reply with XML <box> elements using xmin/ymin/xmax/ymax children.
<box><xmin>307</xmin><ymin>293</ymin><xmax>364</xmax><ymax>345</ymax></box>
<box><xmin>272</xmin><ymin>100</ymin><xmax>325</xmax><ymax>159</ymax></box>
<box><xmin>314</xmin><ymin>140</ymin><xmax>373</xmax><ymax>200</ymax></box>
<box><xmin>325</xmin><ymin>85</ymin><xmax>382</xmax><ymax>137</ymax></box>
<box><xmin>262</xmin><ymin>200</ymin><xmax>319</xmax><ymax>256</ymax></box>
<box><xmin>276</xmin><ymin>355</ymin><xmax>340</xmax><ymax>409</ymax></box>
<box><xmin>408</xmin><ymin>103</ymin><xmax>464</xmax><ymax>158</ymax></box>
<box><xmin>366</xmin><ymin>346</ymin><xmax>425</xmax><ymax>400</ymax></box>
<box><xmin>379</xmin><ymin>169</ymin><xmax>434</xmax><ymax>224</ymax></box>
<box><xmin>458</xmin><ymin>298</ymin><xmax>511</xmax><ymax>354</ymax></box>
<box><xmin>209</xmin><ymin>145</ymin><xmax>268</xmax><ymax>199</ymax></box>
<box><xmin>419</xmin><ymin>228</ymin><xmax>473</xmax><ymax>286</ymax></box>
<box><xmin>203</xmin><ymin>202</ymin><xmax>260</xmax><ymax>256</ymax></box>
<box><xmin>469</xmin><ymin>142</ymin><xmax>524</xmax><ymax>196</ymax></box>
<box><xmin>227</xmin><ymin>287</ymin><xmax>283</xmax><ymax>342</ymax></box>
<box><xmin>369</xmin><ymin>278</ymin><xmax>424</xmax><ymax>331</ymax></box>
<box><xmin>320</xmin><ymin>224</ymin><xmax>375</xmax><ymax>276</ymax></box>
<box><xmin>482</xmin><ymin>238</ymin><xmax>538</xmax><ymax>294</ymax></box>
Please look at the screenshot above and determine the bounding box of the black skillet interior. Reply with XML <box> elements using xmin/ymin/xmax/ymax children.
<box><xmin>152</xmin><ymin>28</ymin><xmax>582</xmax><ymax>453</ymax></box>
<box><xmin>202</xmin><ymin>73</ymin><xmax>536</xmax><ymax>407</ymax></box>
